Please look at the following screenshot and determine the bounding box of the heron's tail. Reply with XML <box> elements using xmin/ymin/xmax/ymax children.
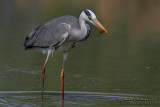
<box><xmin>24</xmin><ymin>30</ymin><xmax>36</xmax><ymax>50</ymax></box>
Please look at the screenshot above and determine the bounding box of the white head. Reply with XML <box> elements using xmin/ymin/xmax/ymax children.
<box><xmin>80</xmin><ymin>9</ymin><xmax>108</xmax><ymax>34</ymax></box>
<box><xmin>80</xmin><ymin>9</ymin><xmax>96</xmax><ymax>24</ymax></box>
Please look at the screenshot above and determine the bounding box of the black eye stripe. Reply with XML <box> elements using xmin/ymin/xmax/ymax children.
<box><xmin>88</xmin><ymin>16</ymin><xmax>92</xmax><ymax>20</ymax></box>
<box><xmin>84</xmin><ymin>10</ymin><xmax>92</xmax><ymax>17</ymax></box>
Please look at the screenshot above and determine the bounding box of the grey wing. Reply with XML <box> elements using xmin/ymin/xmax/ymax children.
<box><xmin>24</xmin><ymin>23</ymin><xmax>70</xmax><ymax>49</ymax></box>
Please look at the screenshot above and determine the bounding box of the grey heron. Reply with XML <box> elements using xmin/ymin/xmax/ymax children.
<box><xmin>24</xmin><ymin>9</ymin><xmax>108</xmax><ymax>103</ymax></box>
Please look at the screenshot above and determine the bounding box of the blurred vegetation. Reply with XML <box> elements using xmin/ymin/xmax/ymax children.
<box><xmin>1</xmin><ymin>0</ymin><xmax>160</xmax><ymax>39</ymax></box>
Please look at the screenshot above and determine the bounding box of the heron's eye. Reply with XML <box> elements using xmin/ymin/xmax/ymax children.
<box><xmin>88</xmin><ymin>17</ymin><xmax>92</xmax><ymax>20</ymax></box>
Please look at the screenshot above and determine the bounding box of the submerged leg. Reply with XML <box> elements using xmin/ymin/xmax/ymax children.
<box><xmin>61</xmin><ymin>52</ymin><xmax>69</xmax><ymax>103</ymax></box>
<box><xmin>41</xmin><ymin>50</ymin><xmax>52</xmax><ymax>103</ymax></box>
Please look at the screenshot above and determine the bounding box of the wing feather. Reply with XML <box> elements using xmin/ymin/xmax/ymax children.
<box><xmin>24</xmin><ymin>22</ymin><xmax>70</xmax><ymax>49</ymax></box>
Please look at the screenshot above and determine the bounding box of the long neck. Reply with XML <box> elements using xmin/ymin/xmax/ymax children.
<box><xmin>69</xmin><ymin>13</ymin><xmax>88</xmax><ymax>42</ymax></box>
<box><xmin>78</xmin><ymin>14</ymin><xmax>88</xmax><ymax>40</ymax></box>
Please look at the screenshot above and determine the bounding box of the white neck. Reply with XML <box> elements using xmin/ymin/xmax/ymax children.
<box><xmin>78</xmin><ymin>12</ymin><xmax>88</xmax><ymax>39</ymax></box>
<box><xmin>69</xmin><ymin>12</ymin><xmax>88</xmax><ymax>42</ymax></box>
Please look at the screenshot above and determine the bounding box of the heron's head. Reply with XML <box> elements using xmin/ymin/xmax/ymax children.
<box><xmin>82</xmin><ymin>9</ymin><xmax>108</xmax><ymax>34</ymax></box>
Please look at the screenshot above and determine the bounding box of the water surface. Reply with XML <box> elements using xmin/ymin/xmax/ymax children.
<box><xmin>0</xmin><ymin>0</ymin><xmax>160</xmax><ymax>106</ymax></box>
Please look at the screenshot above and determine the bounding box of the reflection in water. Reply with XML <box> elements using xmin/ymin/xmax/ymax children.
<box><xmin>0</xmin><ymin>91</ymin><xmax>159</xmax><ymax>107</ymax></box>
<box><xmin>0</xmin><ymin>91</ymin><xmax>145</xmax><ymax>107</ymax></box>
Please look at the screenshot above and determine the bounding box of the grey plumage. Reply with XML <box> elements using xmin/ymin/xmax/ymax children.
<box><xmin>24</xmin><ymin>15</ymin><xmax>90</xmax><ymax>50</ymax></box>
<box><xmin>23</xmin><ymin>9</ymin><xmax>108</xmax><ymax>103</ymax></box>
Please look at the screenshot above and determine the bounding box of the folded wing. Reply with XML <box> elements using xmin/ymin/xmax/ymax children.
<box><xmin>24</xmin><ymin>22</ymin><xmax>70</xmax><ymax>49</ymax></box>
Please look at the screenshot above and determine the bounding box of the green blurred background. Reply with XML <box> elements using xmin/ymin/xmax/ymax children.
<box><xmin>0</xmin><ymin>0</ymin><xmax>160</xmax><ymax>106</ymax></box>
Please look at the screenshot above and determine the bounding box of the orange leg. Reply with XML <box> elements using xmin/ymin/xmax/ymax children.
<box><xmin>60</xmin><ymin>52</ymin><xmax>68</xmax><ymax>107</ymax></box>
<box><xmin>41</xmin><ymin>50</ymin><xmax>52</xmax><ymax>105</ymax></box>
<box><xmin>41</xmin><ymin>59</ymin><xmax>48</xmax><ymax>103</ymax></box>
<box><xmin>61</xmin><ymin>68</ymin><xmax>64</xmax><ymax>101</ymax></box>
<box><xmin>61</xmin><ymin>68</ymin><xmax>64</xmax><ymax>107</ymax></box>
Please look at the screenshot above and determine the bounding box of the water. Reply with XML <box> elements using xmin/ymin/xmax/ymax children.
<box><xmin>0</xmin><ymin>91</ymin><xmax>159</xmax><ymax>107</ymax></box>
<box><xmin>0</xmin><ymin>0</ymin><xmax>160</xmax><ymax>106</ymax></box>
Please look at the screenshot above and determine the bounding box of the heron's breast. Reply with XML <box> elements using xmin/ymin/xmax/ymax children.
<box><xmin>69</xmin><ymin>29</ymin><xmax>88</xmax><ymax>42</ymax></box>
